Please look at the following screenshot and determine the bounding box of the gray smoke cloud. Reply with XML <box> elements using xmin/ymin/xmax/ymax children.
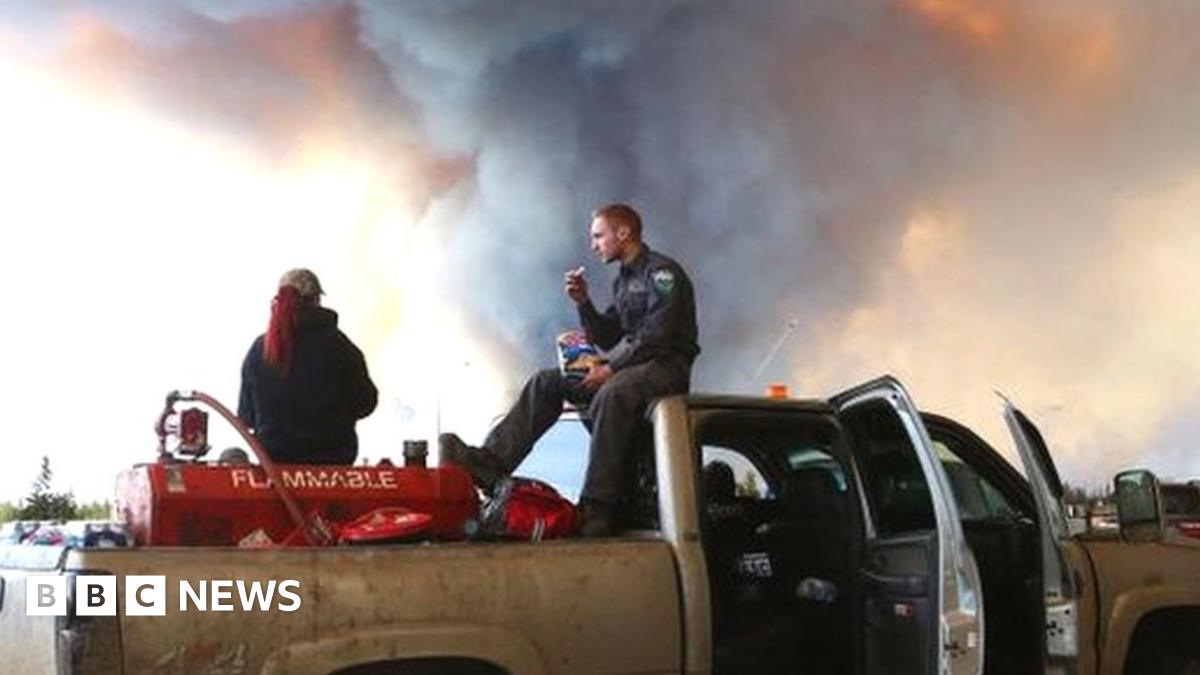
<box><xmin>4</xmin><ymin>0</ymin><xmax>1200</xmax><ymax>485</ymax></box>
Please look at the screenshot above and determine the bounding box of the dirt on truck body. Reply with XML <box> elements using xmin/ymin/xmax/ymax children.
<box><xmin>1</xmin><ymin>376</ymin><xmax>1198</xmax><ymax>675</ymax></box>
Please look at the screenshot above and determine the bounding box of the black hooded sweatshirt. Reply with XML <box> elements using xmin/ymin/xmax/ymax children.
<box><xmin>238</xmin><ymin>306</ymin><xmax>377</xmax><ymax>464</ymax></box>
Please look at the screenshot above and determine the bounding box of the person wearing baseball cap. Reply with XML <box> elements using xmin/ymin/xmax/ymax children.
<box><xmin>237</xmin><ymin>268</ymin><xmax>378</xmax><ymax>464</ymax></box>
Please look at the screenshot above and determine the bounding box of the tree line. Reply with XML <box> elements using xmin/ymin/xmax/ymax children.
<box><xmin>1</xmin><ymin>456</ymin><xmax>110</xmax><ymax>522</ymax></box>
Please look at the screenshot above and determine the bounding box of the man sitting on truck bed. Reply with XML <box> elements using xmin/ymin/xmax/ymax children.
<box><xmin>238</xmin><ymin>267</ymin><xmax>378</xmax><ymax>465</ymax></box>
<box><xmin>440</xmin><ymin>203</ymin><xmax>701</xmax><ymax>537</ymax></box>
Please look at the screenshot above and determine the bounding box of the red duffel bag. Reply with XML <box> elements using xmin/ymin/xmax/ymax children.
<box><xmin>482</xmin><ymin>477</ymin><xmax>577</xmax><ymax>541</ymax></box>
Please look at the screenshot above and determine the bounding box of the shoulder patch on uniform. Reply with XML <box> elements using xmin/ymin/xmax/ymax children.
<box><xmin>651</xmin><ymin>268</ymin><xmax>676</xmax><ymax>296</ymax></box>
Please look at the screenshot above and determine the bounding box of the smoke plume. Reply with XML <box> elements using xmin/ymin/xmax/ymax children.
<box><xmin>2</xmin><ymin>0</ymin><xmax>1199</xmax><ymax>495</ymax></box>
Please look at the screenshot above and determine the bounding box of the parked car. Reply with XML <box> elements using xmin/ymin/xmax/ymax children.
<box><xmin>1160</xmin><ymin>482</ymin><xmax>1200</xmax><ymax>539</ymax></box>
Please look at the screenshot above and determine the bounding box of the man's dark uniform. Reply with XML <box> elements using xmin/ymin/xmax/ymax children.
<box><xmin>470</xmin><ymin>245</ymin><xmax>699</xmax><ymax>515</ymax></box>
<box><xmin>238</xmin><ymin>306</ymin><xmax>378</xmax><ymax>464</ymax></box>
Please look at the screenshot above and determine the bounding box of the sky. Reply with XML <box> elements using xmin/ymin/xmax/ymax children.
<box><xmin>1</xmin><ymin>0</ymin><xmax>1199</xmax><ymax>502</ymax></box>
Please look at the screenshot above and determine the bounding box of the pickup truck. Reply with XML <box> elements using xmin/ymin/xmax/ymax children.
<box><xmin>1160</xmin><ymin>482</ymin><xmax>1200</xmax><ymax>540</ymax></box>
<box><xmin>1</xmin><ymin>375</ymin><xmax>1198</xmax><ymax>675</ymax></box>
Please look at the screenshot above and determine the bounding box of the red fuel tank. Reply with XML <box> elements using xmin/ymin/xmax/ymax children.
<box><xmin>115</xmin><ymin>462</ymin><xmax>480</xmax><ymax>547</ymax></box>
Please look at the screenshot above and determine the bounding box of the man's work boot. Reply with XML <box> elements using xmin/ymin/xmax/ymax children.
<box><xmin>438</xmin><ymin>433</ymin><xmax>504</xmax><ymax>497</ymax></box>
<box><xmin>576</xmin><ymin>502</ymin><xmax>616</xmax><ymax>538</ymax></box>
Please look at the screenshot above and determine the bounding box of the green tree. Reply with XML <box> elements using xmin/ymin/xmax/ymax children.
<box><xmin>1063</xmin><ymin>482</ymin><xmax>1091</xmax><ymax>507</ymax></box>
<box><xmin>736</xmin><ymin>471</ymin><xmax>762</xmax><ymax>499</ymax></box>
<box><xmin>76</xmin><ymin>501</ymin><xmax>112</xmax><ymax>520</ymax></box>
<box><xmin>15</xmin><ymin>456</ymin><xmax>78</xmax><ymax>521</ymax></box>
<box><xmin>1063</xmin><ymin>480</ymin><xmax>1113</xmax><ymax>507</ymax></box>
<box><xmin>0</xmin><ymin>502</ymin><xmax>16</xmax><ymax>523</ymax></box>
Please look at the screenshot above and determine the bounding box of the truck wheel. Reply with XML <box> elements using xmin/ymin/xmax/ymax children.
<box><xmin>1124</xmin><ymin>609</ymin><xmax>1200</xmax><ymax>675</ymax></box>
<box><xmin>1126</xmin><ymin>641</ymin><xmax>1200</xmax><ymax>675</ymax></box>
<box><xmin>1126</xmin><ymin>639</ymin><xmax>1200</xmax><ymax>675</ymax></box>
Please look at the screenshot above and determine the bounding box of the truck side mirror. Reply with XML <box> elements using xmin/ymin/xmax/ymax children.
<box><xmin>1114</xmin><ymin>469</ymin><xmax>1163</xmax><ymax>543</ymax></box>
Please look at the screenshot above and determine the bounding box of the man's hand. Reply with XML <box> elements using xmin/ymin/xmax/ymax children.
<box><xmin>579</xmin><ymin>362</ymin><xmax>613</xmax><ymax>391</ymax></box>
<box><xmin>565</xmin><ymin>266</ymin><xmax>589</xmax><ymax>305</ymax></box>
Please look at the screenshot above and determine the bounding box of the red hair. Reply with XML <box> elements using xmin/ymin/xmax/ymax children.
<box><xmin>264</xmin><ymin>285</ymin><xmax>303</xmax><ymax>373</ymax></box>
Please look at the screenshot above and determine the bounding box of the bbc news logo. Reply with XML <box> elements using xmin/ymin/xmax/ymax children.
<box><xmin>26</xmin><ymin>576</ymin><xmax>302</xmax><ymax>616</ymax></box>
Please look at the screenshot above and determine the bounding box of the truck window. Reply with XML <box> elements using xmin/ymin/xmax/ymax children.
<box><xmin>840</xmin><ymin>400</ymin><xmax>935</xmax><ymax>536</ymax></box>
<box><xmin>933</xmin><ymin>440</ymin><xmax>1020</xmax><ymax>521</ymax></box>
<box><xmin>785</xmin><ymin>447</ymin><xmax>848</xmax><ymax>493</ymax></box>
<box><xmin>703</xmin><ymin>446</ymin><xmax>772</xmax><ymax>500</ymax></box>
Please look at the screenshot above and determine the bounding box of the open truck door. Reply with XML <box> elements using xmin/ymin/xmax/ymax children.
<box><xmin>834</xmin><ymin>376</ymin><xmax>984</xmax><ymax>675</ymax></box>
<box><xmin>1002</xmin><ymin>399</ymin><xmax>1080</xmax><ymax>674</ymax></box>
